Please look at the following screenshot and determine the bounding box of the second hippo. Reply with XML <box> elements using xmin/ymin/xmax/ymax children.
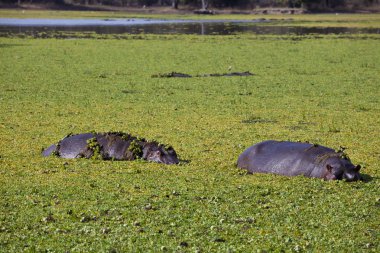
<box><xmin>237</xmin><ymin>140</ymin><xmax>361</xmax><ymax>181</ymax></box>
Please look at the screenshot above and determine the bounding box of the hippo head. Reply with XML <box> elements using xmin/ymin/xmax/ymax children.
<box><xmin>142</xmin><ymin>143</ymin><xmax>179</xmax><ymax>165</ymax></box>
<box><xmin>324</xmin><ymin>157</ymin><xmax>361</xmax><ymax>182</ymax></box>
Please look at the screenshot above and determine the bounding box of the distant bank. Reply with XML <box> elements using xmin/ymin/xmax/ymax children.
<box><xmin>0</xmin><ymin>2</ymin><xmax>379</xmax><ymax>14</ymax></box>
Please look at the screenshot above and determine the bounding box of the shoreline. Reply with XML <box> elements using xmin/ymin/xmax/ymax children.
<box><xmin>1</xmin><ymin>3</ymin><xmax>379</xmax><ymax>15</ymax></box>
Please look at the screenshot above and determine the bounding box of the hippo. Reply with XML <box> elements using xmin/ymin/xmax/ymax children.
<box><xmin>151</xmin><ymin>72</ymin><xmax>192</xmax><ymax>78</ymax></box>
<box><xmin>237</xmin><ymin>140</ymin><xmax>361</xmax><ymax>182</ymax></box>
<box><xmin>42</xmin><ymin>132</ymin><xmax>179</xmax><ymax>165</ymax></box>
<box><xmin>201</xmin><ymin>71</ymin><xmax>254</xmax><ymax>77</ymax></box>
<box><xmin>152</xmin><ymin>71</ymin><xmax>254</xmax><ymax>78</ymax></box>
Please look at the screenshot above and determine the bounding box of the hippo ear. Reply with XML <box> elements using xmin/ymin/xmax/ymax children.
<box><xmin>149</xmin><ymin>150</ymin><xmax>161</xmax><ymax>158</ymax></box>
<box><xmin>146</xmin><ymin>150</ymin><xmax>162</xmax><ymax>162</ymax></box>
<box><xmin>354</xmin><ymin>165</ymin><xmax>361</xmax><ymax>172</ymax></box>
<box><xmin>326</xmin><ymin>164</ymin><xmax>333</xmax><ymax>172</ymax></box>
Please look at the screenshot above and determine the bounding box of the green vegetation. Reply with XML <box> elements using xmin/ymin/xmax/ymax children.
<box><xmin>128</xmin><ymin>139</ymin><xmax>143</xmax><ymax>158</ymax></box>
<box><xmin>87</xmin><ymin>137</ymin><xmax>103</xmax><ymax>160</ymax></box>
<box><xmin>0</xmin><ymin>22</ymin><xmax>379</xmax><ymax>252</ymax></box>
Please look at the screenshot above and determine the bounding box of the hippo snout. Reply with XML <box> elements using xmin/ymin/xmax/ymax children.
<box><xmin>160</xmin><ymin>154</ymin><xmax>179</xmax><ymax>165</ymax></box>
<box><xmin>343</xmin><ymin>172</ymin><xmax>361</xmax><ymax>182</ymax></box>
<box><xmin>165</xmin><ymin>157</ymin><xmax>179</xmax><ymax>165</ymax></box>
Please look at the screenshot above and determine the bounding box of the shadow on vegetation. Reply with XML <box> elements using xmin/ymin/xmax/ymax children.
<box><xmin>0</xmin><ymin>43</ymin><xmax>28</xmax><ymax>48</ymax></box>
<box><xmin>241</xmin><ymin>117</ymin><xmax>278</xmax><ymax>124</ymax></box>
<box><xmin>286</xmin><ymin>122</ymin><xmax>315</xmax><ymax>130</ymax></box>
<box><xmin>4</xmin><ymin>88</ymin><xmax>17</xmax><ymax>92</ymax></box>
<box><xmin>361</xmin><ymin>173</ymin><xmax>375</xmax><ymax>183</ymax></box>
<box><xmin>286</xmin><ymin>125</ymin><xmax>306</xmax><ymax>131</ymax></box>
<box><xmin>121</xmin><ymin>90</ymin><xmax>140</xmax><ymax>94</ymax></box>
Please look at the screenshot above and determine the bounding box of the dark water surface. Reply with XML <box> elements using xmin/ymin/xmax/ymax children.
<box><xmin>0</xmin><ymin>18</ymin><xmax>379</xmax><ymax>35</ymax></box>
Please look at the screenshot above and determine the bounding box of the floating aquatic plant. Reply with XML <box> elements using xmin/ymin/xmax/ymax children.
<box><xmin>128</xmin><ymin>139</ymin><xmax>143</xmax><ymax>158</ymax></box>
<box><xmin>86</xmin><ymin>137</ymin><xmax>103</xmax><ymax>160</ymax></box>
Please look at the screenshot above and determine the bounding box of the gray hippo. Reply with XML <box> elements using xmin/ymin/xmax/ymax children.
<box><xmin>42</xmin><ymin>132</ymin><xmax>179</xmax><ymax>164</ymax></box>
<box><xmin>237</xmin><ymin>140</ymin><xmax>361</xmax><ymax>181</ymax></box>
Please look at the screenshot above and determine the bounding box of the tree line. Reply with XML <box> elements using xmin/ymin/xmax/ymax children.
<box><xmin>2</xmin><ymin>0</ymin><xmax>379</xmax><ymax>11</ymax></box>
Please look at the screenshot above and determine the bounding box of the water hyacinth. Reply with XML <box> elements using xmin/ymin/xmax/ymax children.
<box><xmin>0</xmin><ymin>13</ymin><xmax>379</xmax><ymax>252</ymax></box>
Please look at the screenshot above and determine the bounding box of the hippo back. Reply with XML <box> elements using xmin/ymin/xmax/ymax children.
<box><xmin>42</xmin><ymin>144</ymin><xmax>57</xmax><ymax>157</ymax></box>
<box><xmin>237</xmin><ymin>140</ymin><xmax>337</xmax><ymax>177</ymax></box>
<box><xmin>95</xmin><ymin>133</ymin><xmax>132</xmax><ymax>160</ymax></box>
<box><xmin>58</xmin><ymin>133</ymin><xmax>95</xmax><ymax>158</ymax></box>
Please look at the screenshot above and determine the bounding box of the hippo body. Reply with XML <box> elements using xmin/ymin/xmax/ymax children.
<box><xmin>237</xmin><ymin>140</ymin><xmax>361</xmax><ymax>181</ymax></box>
<box><xmin>42</xmin><ymin>132</ymin><xmax>179</xmax><ymax>164</ymax></box>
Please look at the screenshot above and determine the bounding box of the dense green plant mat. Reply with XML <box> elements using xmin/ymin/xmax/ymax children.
<box><xmin>0</xmin><ymin>33</ymin><xmax>379</xmax><ymax>252</ymax></box>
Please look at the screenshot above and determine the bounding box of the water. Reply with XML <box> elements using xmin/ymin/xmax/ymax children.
<box><xmin>0</xmin><ymin>18</ymin><xmax>378</xmax><ymax>35</ymax></box>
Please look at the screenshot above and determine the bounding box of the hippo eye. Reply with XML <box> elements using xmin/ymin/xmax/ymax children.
<box><xmin>163</xmin><ymin>146</ymin><xmax>174</xmax><ymax>153</ymax></box>
<box><xmin>335</xmin><ymin>172</ymin><xmax>343</xmax><ymax>180</ymax></box>
<box><xmin>333</xmin><ymin>169</ymin><xmax>345</xmax><ymax>180</ymax></box>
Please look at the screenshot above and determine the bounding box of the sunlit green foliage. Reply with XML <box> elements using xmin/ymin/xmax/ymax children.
<box><xmin>87</xmin><ymin>137</ymin><xmax>103</xmax><ymax>160</ymax></box>
<box><xmin>0</xmin><ymin>30</ymin><xmax>379</xmax><ymax>251</ymax></box>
